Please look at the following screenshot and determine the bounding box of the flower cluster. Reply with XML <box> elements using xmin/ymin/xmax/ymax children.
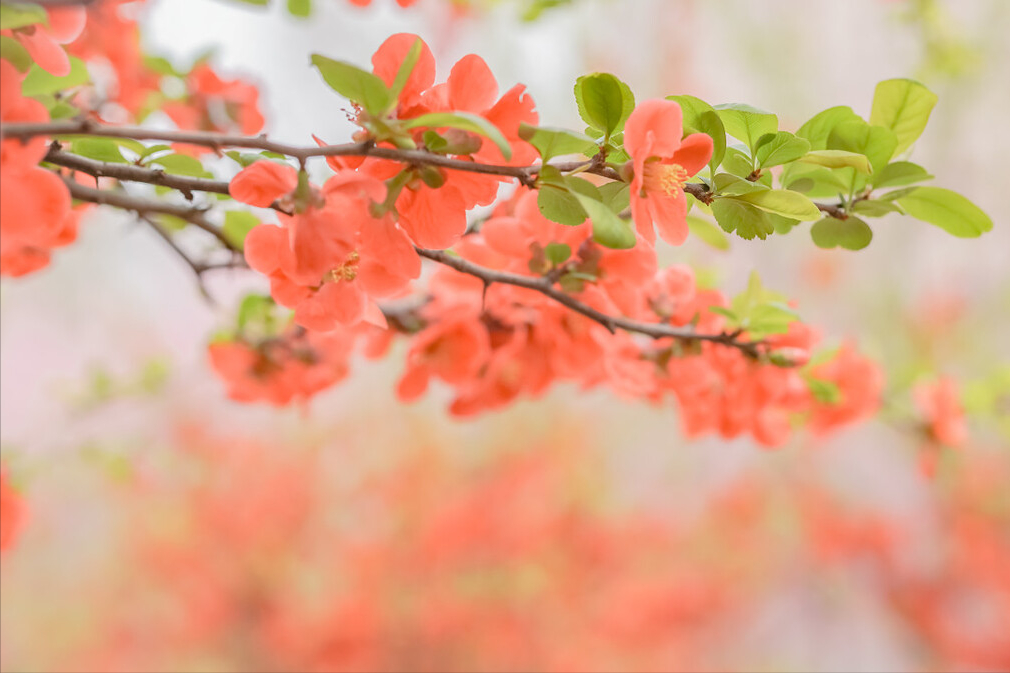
<box><xmin>391</xmin><ymin>188</ymin><xmax>882</xmax><ymax>446</ymax></box>
<box><xmin>231</xmin><ymin>161</ymin><xmax>421</xmax><ymax>331</ymax></box>
<box><xmin>0</xmin><ymin>466</ymin><xmax>26</xmax><ymax>553</ymax></box>
<box><xmin>209</xmin><ymin>320</ymin><xmax>392</xmax><ymax>407</ymax></box>
<box><xmin>0</xmin><ymin>61</ymin><xmax>80</xmax><ymax>277</ymax></box>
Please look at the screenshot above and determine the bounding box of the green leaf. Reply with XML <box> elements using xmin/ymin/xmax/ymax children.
<box><xmin>142</xmin><ymin>56</ymin><xmax>179</xmax><ymax>77</ymax></box>
<box><xmin>767</xmin><ymin>213</ymin><xmax>800</xmax><ymax>234</ymax></box>
<box><xmin>851</xmin><ymin>199</ymin><xmax>904</xmax><ymax>217</ymax></box>
<box><xmin>71</xmin><ymin>138</ymin><xmax>127</xmax><ymax>164</ymax></box>
<box><xmin>798</xmin><ymin>149</ymin><xmax>872</xmax><ymax>174</ymax></box>
<box><xmin>518</xmin><ymin>123</ymin><xmax>596</xmax><ymax>162</ymax></box>
<box><xmin>21</xmin><ymin>57</ymin><xmax>90</xmax><ymax>97</ymax></box>
<box><xmin>404</xmin><ymin>112</ymin><xmax>512</xmax><ymax>160</ymax></box>
<box><xmin>714</xmin><ymin>104</ymin><xmax>777</xmax><ymax>154</ymax></box>
<box><xmin>869</xmin><ymin>78</ymin><xmax>937</xmax><ymax>156</ymax></box>
<box><xmin>572</xmin><ymin>193</ymin><xmax>635</xmax><ymax>249</ymax></box>
<box><xmin>712</xmin><ymin>172</ymin><xmax>765</xmax><ymax>196</ymax></box>
<box><xmin>783</xmin><ymin>164</ymin><xmax>852</xmax><ymax>197</ymax></box>
<box><xmin>223</xmin><ymin>211</ymin><xmax>259</xmax><ymax>250</ymax></box>
<box><xmin>544</xmin><ymin>242</ymin><xmax>571</xmax><ymax>265</ymax></box>
<box><xmin>574</xmin><ymin>72</ymin><xmax>634</xmax><ymax>139</ymax></box>
<box><xmin>149</xmin><ymin>153</ymin><xmax>208</xmax><ymax>177</ymax></box>
<box><xmin>598</xmin><ymin>181</ymin><xmax>630</xmax><ymax>213</ymax></box>
<box><xmin>795</xmin><ymin>106</ymin><xmax>862</xmax><ymax>150</ymax></box>
<box><xmin>0</xmin><ymin>3</ymin><xmax>46</xmax><ymax>30</ymax></box>
<box><xmin>872</xmin><ymin>161</ymin><xmax>933</xmax><ymax>189</ymax></box>
<box><xmin>729</xmin><ymin>189</ymin><xmax>822</xmax><ymax>221</ymax></box>
<box><xmin>237</xmin><ymin>294</ymin><xmax>275</xmax><ymax>332</ymax></box>
<box><xmin>749</xmin><ymin>302</ymin><xmax>799</xmax><ymax>337</ymax></box>
<box><xmin>810</xmin><ymin>215</ymin><xmax>873</xmax><ymax>250</ymax></box>
<box><xmin>287</xmin><ymin>0</ymin><xmax>311</xmax><ymax>16</ymax></box>
<box><xmin>687</xmin><ymin>215</ymin><xmax>730</xmax><ymax>250</ymax></box>
<box><xmin>388</xmin><ymin>37</ymin><xmax>422</xmax><ymax>101</ymax></box>
<box><xmin>711</xmin><ymin>198</ymin><xmax>774</xmax><ymax>241</ymax></box>
<box><xmin>667</xmin><ymin>94</ymin><xmax>726</xmax><ymax>170</ymax></box>
<box><xmin>755</xmin><ymin>131</ymin><xmax>810</xmax><ymax>168</ymax></box>
<box><xmin>827</xmin><ymin>120</ymin><xmax>897</xmax><ymax>174</ymax></box>
<box><xmin>310</xmin><ymin>53</ymin><xmax>391</xmax><ymax>115</ymax></box>
<box><xmin>807</xmin><ymin>377</ymin><xmax>842</xmax><ymax>404</ymax></box>
<box><xmin>0</xmin><ymin>35</ymin><xmax>31</xmax><ymax>72</ymax></box>
<box><xmin>896</xmin><ymin>187</ymin><xmax>993</xmax><ymax>238</ymax></box>
<box><xmin>537</xmin><ymin>184</ymin><xmax>587</xmax><ymax>226</ymax></box>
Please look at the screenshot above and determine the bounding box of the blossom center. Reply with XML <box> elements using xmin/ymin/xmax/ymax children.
<box><xmin>641</xmin><ymin>160</ymin><xmax>689</xmax><ymax>197</ymax></box>
<box><xmin>323</xmin><ymin>251</ymin><xmax>360</xmax><ymax>283</ymax></box>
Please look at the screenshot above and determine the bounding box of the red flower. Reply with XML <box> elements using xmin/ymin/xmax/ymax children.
<box><xmin>624</xmin><ymin>99</ymin><xmax>713</xmax><ymax>246</ymax></box>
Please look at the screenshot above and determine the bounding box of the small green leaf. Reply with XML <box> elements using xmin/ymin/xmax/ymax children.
<box><xmin>748</xmin><ymin>302</ymin><xmax>799</xmax><ymax>337</ymax></box>
<box><xmin>537</xmin><ymin>184</ymin><xmax>587</xmax><ymax>226</ymax></box>
<box><xmin>598</xmin><ymin>181</ymin><xmax>630</xmax><ymax>213</ymax></box>
<box><xmin>807</xmin><ymin>377</ymin><xmax>842</xmax><ymax>404</ymax></box>
<box><xmin>872</xmin><ymin>161</ymin><xmax>933</xmax><ymax>189</ymax></box>
<box><xmin>714</xmin><ymin>104</ymin><xmax>777</xmax><ymax>154</ymax></box>
<box><xmin>404</xmin><ymin>112</ymin><xmax>512</xmax><ymax>160</ymax></box>
<box><xmin>310</xmin><ymin>53</ymin><xmax>391</xmax><ymax>115</ymax></box>
<box><xmin>0</xmin><ymin>35</ymin><xmax>31</xmax><ymax>72</ymax></box>
<box><xmin>0</xmin><ymin>3</ymin><xmax>46</xmax><ymax>30</ymax></box>
<box><xmin>572</xmin><ymin>193</ymin><xmax>635</xmax><ymax>249</ymax></box>
<box><xmin>730</xmin><ymin>189</ymin><xmax>822</xmax><ymax>221</ymax></box>
<box><xmin>827</xmin><ymin>120</ymin><xmax>897</xmax><ymax>175</ymax></box>
<box><xmin>223</xmin><ymin>211</ymin><xmax>259</xmax><ymax>250</ymax></box>
<box><xmin>712</xmin><ymin>172</ymin><xmax>765</xmax><ymax>196</ymax></box>
<box><xmin>798</xmin><ymin>149</ymin><xmax>872</xmax><ymax>174</ymax></box>
<box><xmin>711</xmin><ymin>198</ymin><xmax>774</xmax><ymax>240</ymax></box>
<box><xmin>755</xmin><ymin>131</ymin><xmax>810</xmax><ymax>168</ymax></box>
<box><xmin>687</xmin><ymin>215</ymin><xmax>730</xmax><ymax>250</ymax></box>
<box><xmin>896</xmin><ymin>187</ymin><xmax>993</xmax><ymax>238</ymax></box>
<box><xmin>142</xmin><ymin>56</ymin><xmax>179</xmax><ymax>77</ymax></box>
<box><xmin>287</xmin><ymin>0</ymin><xmax>311</xmax><ymax>16</ymax></box>
<box><xmin>21</xmin><ymin>57</ymin><xmax>90</xmax><ymax>97</ymax></box>
<box><xmin>544</xmin><ymin>242</ymin><xmax>571</xmax><ymax>265</ymax></box>
<box><xmin>71</xmin><ymin>138</ymin><xmax>127</xmax><ymax>164</ymax></box>
<box><xmin>783</xmin><ymin>163</ymin><xmax>851</xmax><ymax>197</ymax></box>
<box><xmin>149</xmin><ymin>153</ymin><xmax>208</xmax><ymax>177</ymax></box>
<box><xmin>810</xmin><ymin>216</ymin><xmax>873</xmax><ymax>250</ymax></box>
<box><xmin>851</xmin><ymin>199</ymin><xmax>904</xmax><ymax>218</ymax></box>
<box><xmin>869</xmin><ymin>78</ymin><xmax>937</xmax><ymax>156</ymax></box>
<box><xmin>518</xmin><ymin>123</ymin><xmax>596</xmax><ymax>162</ymax></box>
<box><xmin>667</xmin><ymin>94</ymin><xmax>726</xmax><ymax>170</ymax></box>
<box><xmin>795</xmin><ymin>106</ymin><xmax>862</xmax><ymax>150</ymax></box>
<box><xmin>574</xmin><ymin>72</ymin><xmax>634</xmax><ymax>139</ymax></box>
<box><xmin>718</xmin><ymin>147</ymin><xmax>754</xmax><ymax>178</ymax></box>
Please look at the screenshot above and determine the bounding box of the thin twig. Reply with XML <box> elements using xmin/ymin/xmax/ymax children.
<box><xmin>415</xmin><ymin>248</ymin><xmax>765</xmax><ymax>357</ymax></box>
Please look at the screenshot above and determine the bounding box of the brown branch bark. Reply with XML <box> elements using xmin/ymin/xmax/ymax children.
<box><xmin>62</xmin><ymin>179</ymin><xmax>241</xmax><ymax>252</ymax></box>
<box><xmin>415</xmin><ymin>249</ymin><xmax>765</xmax><ymax>357</ymax></box>
<box><xmin>9</xmin><ymin>120</ymin><xmax>851</xmax><ymax>217</ymax></box>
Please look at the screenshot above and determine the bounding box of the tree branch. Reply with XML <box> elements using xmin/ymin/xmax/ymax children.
<box><xmin>10</xmin><ymin>120</ymin><xmax>852</xmax><ymax>218</ymax></box>
<box><xmin>62</xmin><ymin>178</ymin><xmax>241</xmax><ymax>252</ymax></box>
<box><xmin>62</xmin><ymin>180</ymin><xmax>766</xmax><ymax>358</ymax></box>
<box><xmin>415</xmin><ymin>248</ymin><xmax>765</xmax><ymax>358</ymax></box>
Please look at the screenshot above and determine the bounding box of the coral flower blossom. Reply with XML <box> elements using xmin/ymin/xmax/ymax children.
<box><xmin>7</xmin><ymin>6</ymin><xmax>86</xmax><ymax>76</ymax></box>
<box><xmin>913</xmin><ymin>377</ymin><xmax>968</xmax><ymax>448</ymax></box>
<box><xmin>0</xmin><ymin>468</ymin><xmax>26</xmax><ymax>553</ymax></box>
<box><xmin>623</xmin><ymin>99</ymin><xmax>713</xmax><ymax>246</ymax></box>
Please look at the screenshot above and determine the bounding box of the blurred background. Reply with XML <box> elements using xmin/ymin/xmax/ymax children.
<box><xmin>1</xmin><ymin>0</ymin><xmax>1008</xmax><ymax>670</ymax></box>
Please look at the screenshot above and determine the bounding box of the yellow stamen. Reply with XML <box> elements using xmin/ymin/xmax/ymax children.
<box><xmin>641</xmin><ymin>160</ymin><xmax>689</xmax><ymax>197</ymax></box>
<box><xmin>323</xmin><ymin>251</ymin><xmax>360</xmax><ymax>284</ymax></box>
